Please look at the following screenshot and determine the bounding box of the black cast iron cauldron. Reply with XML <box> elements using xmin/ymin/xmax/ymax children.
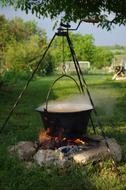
<box><xmin>36</xmin><ymin>75</ymin><xmax>93</xmax><ymax>138</ymax></box>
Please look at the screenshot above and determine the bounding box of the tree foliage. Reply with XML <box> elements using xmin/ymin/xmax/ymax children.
<box><xmin>51</xmin><ymin>33</ymin><xmax>95</xmax><ymax>63</ymax></box>
<box><xmin>0</xmin><ymin>15</ymin><xmax>115</xmax><ymax>82</ymax></box>
<box><xmin>93</xmin><ymin>47</ymin><xmax>114</xmax><ymax>69</ymax></box>
<box><xmin>51</xmin><ymin>33</ymin><xmax>95</xmax><ymax>67</ymax></box>
<box><xmin>1</xmin><ymin>0</ymin><xmax>126</xmax><ymax>29</ymax></box>
<box><xmin>51</xmin><ymin>32</ymin><xmax>113</xmax><ymax>71</ymax></box>
<box><xmin>0</xmin><ymin>15</ymin><xmax>53</xmax><ymax>80</ymax></box>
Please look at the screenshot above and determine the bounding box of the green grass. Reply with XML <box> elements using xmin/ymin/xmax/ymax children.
<box><xmin>0</xmin><ymin>73</ymin><xmax>126</xmax><ymax>190</ymax></box>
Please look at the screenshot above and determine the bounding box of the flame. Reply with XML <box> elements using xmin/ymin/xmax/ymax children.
<box><xmin>63</xmin><ymin>138</ymin><xmax>85</xmax><ymax>145</ymax></box>
<box><xmin>39</xmin><ymin>130</ymin><xmax>85</xmax><ymax>145</ymax></box>
<box><xmin>39</xmin><ymin>130</ymin><xmax>51</xmax><ymax>143</ymax></box>
<box><xmin>74</xmin><ymin>138</ymin><xmax>85</xmax><ymax>144</ymax></box>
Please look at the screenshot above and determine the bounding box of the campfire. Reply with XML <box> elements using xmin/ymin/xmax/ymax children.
<box><xmin>7</xmin><ymin>85</ymin><xmax>121</xmax><ymax>167</ymax></box>
<box><xmin>7</xmin><ymin>84</ymin><xmax>122</xmax><ymax>167</ymax></box>
<box><xmin>38</xmin><ymin>128</ymin><xmax>86</xmax><ymax>150</ymax></box>
<box><xmin>7</xmin><ymin>79</ymin><xmax>121</xmax><ymax>167</ymax></box>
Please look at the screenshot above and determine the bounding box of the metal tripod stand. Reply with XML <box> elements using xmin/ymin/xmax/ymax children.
<box><xmin>0</xmin><ymin>21</ymin><xmax>119</xmax><ymax>173</ymax></box>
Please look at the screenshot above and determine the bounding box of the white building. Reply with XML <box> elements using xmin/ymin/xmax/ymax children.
<box><xmin>60</xmin><ymin>61</ymin><xmax>90</xmax><ymax>73</ymax></box>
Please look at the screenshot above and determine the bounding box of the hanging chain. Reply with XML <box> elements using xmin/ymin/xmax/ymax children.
<box><xmin>62</xmin><ymin>36</ymin><xmax>66</xmax><ymax>74</ymax></box>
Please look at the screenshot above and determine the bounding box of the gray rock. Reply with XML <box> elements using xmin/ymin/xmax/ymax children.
<box><xmin>8</xmin><ymin>141</ymin><xmax>36</xmax><ymax>161</ymax></box>
<box><xmin>73</xmin><ymin>138</ymin><xmax>122</xmax><ymax>164</ymax></box>
<box><xmin>33</xmin><ymin>149</ymin><xmax>67</xmax><ymax>166</ymax></box>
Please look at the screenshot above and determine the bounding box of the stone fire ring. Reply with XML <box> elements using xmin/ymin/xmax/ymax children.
<box><xmin>8</xmin><ymin>135</ymin><xmax>122</xmax><ymax>167</ymax></box>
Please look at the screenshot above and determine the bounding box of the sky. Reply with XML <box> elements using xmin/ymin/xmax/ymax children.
<box><xmin>0</xmin><ymin>6</ymin><xmax>126</xmax><ymax>46</ymax></box>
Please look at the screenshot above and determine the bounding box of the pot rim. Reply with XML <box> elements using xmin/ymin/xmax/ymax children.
<box><xmin>35</xmin><ymin>104</ymin><xmax>93</xmax><ymax>114</ymax></box>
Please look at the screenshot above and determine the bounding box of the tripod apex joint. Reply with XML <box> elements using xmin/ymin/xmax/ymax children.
<box><xmin>56</xmin><ymin>31</ymin><xmax>67</xmax><ymax>37</ymax></box>
<box><xmin>60</xmin><ymin>22</ymin><xmax>71</xmax><ymax>29</ymax></box>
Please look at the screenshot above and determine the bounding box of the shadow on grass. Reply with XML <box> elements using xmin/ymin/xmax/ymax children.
<box><xmin>0</xmin><ymin>145</ymin><xmax>97</xmax><ymax>190</ymax></box>
<box><xmin>89</xmin><ymin>80</ymin><xmax>126</xmax><ymax>90</ymax></box>
<box><xmin>115</xmin><ymin>93</ymin><xmax>126</xmax><ymax>123</ymax></box>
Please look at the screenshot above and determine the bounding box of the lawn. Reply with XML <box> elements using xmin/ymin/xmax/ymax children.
<box><xmin>0</xmin><ymin>73</ymin><xmax>126</xmax><ymax>190</ymax></box>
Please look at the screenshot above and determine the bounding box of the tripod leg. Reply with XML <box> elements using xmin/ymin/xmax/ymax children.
<box><xmin>89</xmin><ymin>115</ymin><xmax>96</xmax><ymax>134</ymax></box>
<box><xmin>66</xmin><ymin>33</ymin><xmax>84</xmax><ymax>93</ymax></box>
<box><xmin>0</xmin><ymin>34</ymin><xmax>56</xmax><ymax>134</ymax></box>
<box><xmin>66</xmin><ymin>32</ymin><xmax>119</xmax><ymax>174</ymax></box>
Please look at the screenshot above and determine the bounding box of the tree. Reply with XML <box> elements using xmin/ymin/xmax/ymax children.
<box><xmin>0</xmin><ymin>15</ymin><xmax>10</xmax><ymax>78</ymax></box>
<box><xmin>50</xmin><ymin>33</ymin><xmax>96</xmax><ymax>73</ymax></box>
<box><xmin>0</xmin><ymin>15</ymin><xmax>10</xmax><ymax>51</ymax></box>
<box><xmin>0</xmin><ymin>16</ymin><xmax>54</xmax><ymax>80</ymax></box>
<box><xmin>1</xmin><ymin>0</ymin><xmax>126</xmax><ymax>29</ymax></box>
<box><xmin>73</xmin><ymin>34</ymin><xmax>95</xmax><ymax>63</ymax></box>
<box><xmin>93</xmin><ymin>47</ymin><xmax>113</xmax><ymax>68</ymax></box>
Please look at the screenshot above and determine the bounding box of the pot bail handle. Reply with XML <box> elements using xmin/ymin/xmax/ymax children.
<box><xmin>45</xmin><ymin>74</ymin><xmax>81</xmax><ymax>111</ymax></box>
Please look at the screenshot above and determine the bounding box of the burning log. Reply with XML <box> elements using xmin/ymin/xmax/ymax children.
<box><xmin>38</xmin><ymin>128</ymin><xmax>100</xmax><ymax>150</ymax></box>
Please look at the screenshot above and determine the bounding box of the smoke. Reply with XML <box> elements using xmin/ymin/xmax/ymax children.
<box><xmin>37</xmin><ymin>94</ymin><xmax>93</xmax><ymax>112</ymax></box>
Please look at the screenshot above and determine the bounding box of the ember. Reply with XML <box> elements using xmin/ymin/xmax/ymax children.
<box><xmin>38</xmin><ymin>129</ymin><xmax>99</xmax><ymax>150</ymax></box>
